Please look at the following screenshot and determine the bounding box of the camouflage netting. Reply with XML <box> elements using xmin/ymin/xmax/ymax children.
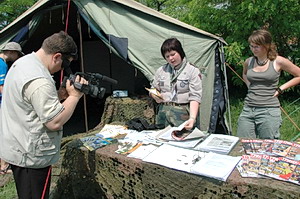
<box><xmin>96</xmin><ymin>96</ymin><xmax>156</xmax><ymax>130</ymax></box>
<box><xmin>51</xmin><ymin>141</ymin><xmax>300</xmax><ymax>199</ymax></box>
<box><xmin>49</xmin><ymin>96</ymin><xmax>300</xmax><ymax>199</ymax></box>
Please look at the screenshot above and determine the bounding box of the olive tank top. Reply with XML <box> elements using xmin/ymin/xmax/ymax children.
<box><xmin>244</xmin><ymin>57</ymin><xmax>281</xmax><ymax>107</ymax></box>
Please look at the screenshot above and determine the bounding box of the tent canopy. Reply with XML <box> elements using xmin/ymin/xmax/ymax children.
<box><xmin>0</xmin><ymin>0</ymin><xmax>229</xmax><ymax>134</ymax></box>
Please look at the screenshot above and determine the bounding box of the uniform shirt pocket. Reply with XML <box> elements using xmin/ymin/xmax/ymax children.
<box><xmin>176</xmin><ymin>78</ymin><xmax>189</xmax><ymax>94</ymax></box>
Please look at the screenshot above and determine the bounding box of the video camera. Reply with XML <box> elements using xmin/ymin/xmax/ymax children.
<box><xmin>62</xmin><ymin>72</ymin><xmax>118</xmax><ymax>99</ymax></box>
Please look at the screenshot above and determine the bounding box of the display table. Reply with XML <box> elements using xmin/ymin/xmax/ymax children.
<box><xmin>51</xmin><ymin>139</ymin><xmax>300</xmax><ymax>199</ymax></box>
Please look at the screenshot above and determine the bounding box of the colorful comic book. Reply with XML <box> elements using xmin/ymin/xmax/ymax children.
<box><xmin>236</xmin><ymin>154</ymin><xmax>263</xmax><ymax>177</ymax></box>
<box><xmin>286</xmin><ymin>142</ymin><xmax>300</xmax><ymax>160</ymax></box>
<box><xmin>260</xmin><ymin>139</ymin><xmax>274</xmax><ymax>155</ymax></box>
<box><xmin>258</xmin><ymin>155</ymin><xmax>279</xmax><ymax>176</ymax></box>
<box><xmin>265</xmin><ymin>157</ymin><xmax>299</xmax><ymax>182</ymax></box>
<box><xmin>241</xmin><ymin>139</ymin><xmax>253</xmax><ymax>154</ymax></box>
<box><xmin>289</xmin><ymin>163</ymin><xmax>300</xmax><ymax>185</ymax></box>
<box><xmin>241</xmin><ymin>139</ymin><xmax>264</xmax><ymax>154</ymax></box>
<box><xmin>271</xmin><ymin>140</ymin><xmax>293</xmax><ymax>157</ymax></box>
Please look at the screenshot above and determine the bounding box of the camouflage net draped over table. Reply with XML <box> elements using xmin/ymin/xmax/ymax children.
<box><xmin>96</xmin><ymin>96</ymin><xmax>156</xmax><ymax>129</ymax></box>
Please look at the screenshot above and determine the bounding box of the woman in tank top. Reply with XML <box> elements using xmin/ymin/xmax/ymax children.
<box><xmin>237</xmin><ymin>29</ymin><xmax>300</xmax><ymax>139</ymax></box>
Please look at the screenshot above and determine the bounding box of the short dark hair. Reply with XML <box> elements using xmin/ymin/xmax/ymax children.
<box><xmin>160</xmin><ymin>38</ymin><xmax>185</xmax><ymax>60</ymax></box>
<box><xmin>42</xmin><ymin>31</ymin><xmax>77</xmax><ymax>59</ymax></box>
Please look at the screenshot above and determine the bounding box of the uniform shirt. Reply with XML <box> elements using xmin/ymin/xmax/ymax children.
<box><xmin>152</xmin><ymin>58</ymin><xmax>202</xmax><ymax>104</ymax></box>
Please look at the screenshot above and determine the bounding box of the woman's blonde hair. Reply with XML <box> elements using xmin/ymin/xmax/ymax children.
<box><xmin>248</xmin><ymin>29</ymin><xmax>278</xmax><ymax>61</ymax></box>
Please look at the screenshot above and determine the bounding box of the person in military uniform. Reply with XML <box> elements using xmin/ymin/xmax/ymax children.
<box><xmin>150</xmin><ymin>38</ymin><xmax>202</xmax><ymax>132</ymax></box>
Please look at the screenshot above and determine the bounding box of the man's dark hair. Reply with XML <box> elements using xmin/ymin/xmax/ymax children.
<box><xmin>160</xmin><ymin>38</ymin><xmax>186</xmax><ymax>60</ymax></box>
<box><xmin>42</xmin><ymin>31</ymin><xmax>77</xmax><ymax>59</ymax></box>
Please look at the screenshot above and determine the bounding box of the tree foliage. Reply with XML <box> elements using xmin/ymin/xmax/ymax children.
<box><xmin>136</xmin><ymin>0</ymin><xmax>300</xmax><ymax>92</ymax></box>
<box><xmin>0</xmin><ymin>0</ymin><xmax>38</xmax><ymax>30</ymax></box>
<box><xmin>1</xmin><ymin>0</ymin><xmax>299</xmax><ymax>92</ymax></box>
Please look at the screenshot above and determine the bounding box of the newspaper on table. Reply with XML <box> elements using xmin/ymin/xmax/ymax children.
<box><xmin>194</xmin><ymin>134</ymin><xmax>239</xmax><ymax>154</ymax></box>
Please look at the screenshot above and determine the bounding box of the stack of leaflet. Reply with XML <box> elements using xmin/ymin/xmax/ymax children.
<box><xmin>195</xmin><ymin>134</ymin><xmax>239</xmax><ymax>155</ymax></box>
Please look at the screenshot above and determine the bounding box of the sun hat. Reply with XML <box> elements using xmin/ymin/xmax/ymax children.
<box><xmin>2</xmin><ymin>42</ymin><xmax>24</xmax><ymax>56</ymax></box>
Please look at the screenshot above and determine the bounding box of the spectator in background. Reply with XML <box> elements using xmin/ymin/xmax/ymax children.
<box><xmin>237</xmin><ymin>29</ymin><xmax>300</xmax><ymax>139</ymax></box>
<box><xmin>0</xmin><ymin>42</ymin><xmax>24</xmax><ymax>175</ymax></box>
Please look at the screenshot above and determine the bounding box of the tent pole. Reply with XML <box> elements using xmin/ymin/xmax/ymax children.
<box><xmin>77</xmin><ymin>12</ymin><xmax>89</xmax><ymax>132</ymax></box>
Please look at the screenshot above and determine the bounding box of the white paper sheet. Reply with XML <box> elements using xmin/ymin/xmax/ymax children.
<box><xmin>143</xmin><ymin>144</ymin><xmax>207</xmax><ymax>172</ymax></box>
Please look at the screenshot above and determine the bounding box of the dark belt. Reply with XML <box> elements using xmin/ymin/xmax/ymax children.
<box><xmin>162</xmin><ymin>102</ymin><xmax>189</xmax><ymax>107</ymax></box>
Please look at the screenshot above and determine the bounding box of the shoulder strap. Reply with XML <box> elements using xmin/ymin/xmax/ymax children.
<box><xmin>248</xmin><ymin>57</ymin><xmax>255</xmax><ymax>69</ymax></box>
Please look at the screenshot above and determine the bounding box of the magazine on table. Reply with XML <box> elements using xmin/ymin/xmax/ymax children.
<box><xmin>236</xmin><ymin>154</ymin><xmax>263</xmax><ymax>178</ymax></box>
<box><xmin>241</xmin><ymin>139</ymin><xmax>264</xmax><ymax>154</ymax></box>
<box><xmin>194</xmin><ymin>134</ymin><xmax>239</xmax><ymax>155</ymax></box>
<box><xmin>271</xmin><ymin>140</ymin><xmax>294</xmax><ymax>157</ymax></box>
<box><xmin>257</xmin><ymin>155</ymin><xmax>279</xmax><ymax>176</ymax></box>
<box><xmin>261</xmin><ymin>157</ymin><xmax>299</xmax><ymax>182</ymax></box>
<box><xmin>80</xmin><ymin>136</ymin><xmax>116</xmax><ymax>151</ymax></box>
<box><xmin>241</xmin><ymin>139</ymin><xmax>300</xmax><ymax>160</ymax></box>
<box><xmin>289</xmin><ymin>163</ymin><xmax>300</xmax><ymax>185</ymax></box>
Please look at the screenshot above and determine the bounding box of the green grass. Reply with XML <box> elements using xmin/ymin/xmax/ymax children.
<box><xmin>228</xmin><ymin>96</ymin><xmax>300</xmax><ymax>141</ymax></box>
<box><xmin>0</xmin><ymin>178</ymin><xmax>17</xmax><ymax>199</ymax></box>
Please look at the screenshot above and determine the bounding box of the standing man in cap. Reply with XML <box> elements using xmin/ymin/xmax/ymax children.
<box><xmin>0</xmin><ymin>41</ymin><xmax>24</xmax><ymax>175</ymax></box>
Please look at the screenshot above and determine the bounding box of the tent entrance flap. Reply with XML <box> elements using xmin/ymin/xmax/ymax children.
<box><xmin>107</xmin><ymin>34</ymin><xmax>129</xmax><ymax>61</ymax></box>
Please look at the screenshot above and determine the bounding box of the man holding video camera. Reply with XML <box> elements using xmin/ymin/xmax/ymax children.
<box><xmin>0</xmin><ymin>31</ymin><xmax>87</xmax><ymax>199</ymax></box>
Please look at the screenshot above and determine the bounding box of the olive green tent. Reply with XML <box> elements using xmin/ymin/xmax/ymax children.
<box><xmin>0</xmin><ymin>0</ymin><xmax>231</xmax><ymax>134</ymax></box>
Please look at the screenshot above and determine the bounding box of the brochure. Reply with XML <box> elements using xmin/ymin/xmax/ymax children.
<box><xmin>145</xmin><ymin>87</ymin><xmax>163</xmax><ymax>99</ymax></box>
<box><xmin>80</xmin><ymin>136</ymin><xmax>116</xmax><ymax>151</ymax></box>
<box><xmin>96</xmin><ymin>124</ymin><xmax>128</xmax><ymax>138</ymax></box>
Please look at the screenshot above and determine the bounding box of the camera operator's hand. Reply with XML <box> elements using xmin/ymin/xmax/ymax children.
<box><xmin>66</xmin><ymin>75</ymin><xmax>88</xmax><ymax>98</ymax></box>
<box><xmin>57</xmin><ymin>86</ymin><xmax>68</xmax><ymax>101</ymax></box>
